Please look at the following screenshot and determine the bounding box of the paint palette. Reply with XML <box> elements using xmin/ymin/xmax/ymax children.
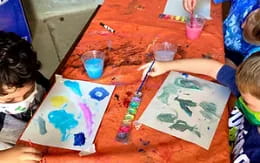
<box><xmin>20</xmin><ymin>75</ymin><xmax>115</xmax><ymax>152</ymax></box>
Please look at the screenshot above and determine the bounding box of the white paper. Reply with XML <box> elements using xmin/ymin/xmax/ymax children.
<box><xmin>163</xmin><ymin>0</ymin><xmax>211</xmax><ymax>19</ymax></box>
<box><xmin>139</xmin><ymin>72</ymin><xmax>230</xmax><ymax>149</ymax></box>
<box><xmin>21</xmin><ymin>75</ymin><xmax>115</xmax><ymax>152</ymax></box>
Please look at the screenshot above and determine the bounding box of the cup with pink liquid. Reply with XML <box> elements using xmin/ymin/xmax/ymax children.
<box><xmin>186</xmin><ymin>15</ymin><xmax>205</xmax><ymax>40</ymax></box>
<box><xmin>153</xmin><ymin>42</ymin><xmax>177</xmax><ymax>62</ymax></box>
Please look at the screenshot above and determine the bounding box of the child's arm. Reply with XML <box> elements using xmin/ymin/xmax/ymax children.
<box><xmin>138</xmin><ymin>58</ymin><xmax>223</xmax><ymax>80</ymax></box>
<box><xmin>0</xmin><ymin>146</ymin><xmax>42</xmax><ymax>163</ymax></box>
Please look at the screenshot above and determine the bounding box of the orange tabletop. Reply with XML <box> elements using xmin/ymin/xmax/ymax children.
<box><xmin>19</xmin><ymin>0</ymin><xmax>230</xmax><ymax>162</ymax></box>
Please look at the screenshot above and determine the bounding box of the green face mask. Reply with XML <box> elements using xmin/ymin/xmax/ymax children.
<box><xmin>236</xmin><ymin>97</ymin><xmax>260</xmax><ymax>126</ymax></box>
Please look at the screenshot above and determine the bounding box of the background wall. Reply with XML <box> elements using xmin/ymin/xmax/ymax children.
<box><xmin>22</xmin><ymin>0</ymin><xmax>103</xmax><ymax>78</ymax></box>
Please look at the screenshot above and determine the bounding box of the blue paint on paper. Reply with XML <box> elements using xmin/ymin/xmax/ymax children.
<box><xmin>38</xmin><ymin>116</ymin><xmax>47</xmax><ymax>135</ymax></box>
<box><xmin>73</xmin><ymin>132</ymin><xmax>86</xmax><ymax>146</ymax></box>
<box><xmin>89</xmin><ymin>87</ymin><xmax>109</xmax><ymax>101</ymax></box>
<box><xmin>48</xmin><ymin>110</ymin><xmax>78</xmax><ymax>141</ymax></box>
<box><xmin>64</xmin><ymin>80</ymin><xmax>82</xmax><ymax>97</ymax></box>
<box><xmin>182</xmin><ymin>73</ymin><xmax>189</xmax><ymax>78</ymax></box>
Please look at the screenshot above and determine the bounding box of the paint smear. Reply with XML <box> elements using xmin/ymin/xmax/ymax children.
<box><xmin>157</xmin><ymin>83</ymin><xmax>178</xmax><ymax>104</ymax></box>
<box><xmin>50</xmin><ymin>96</ymin><xmax>68</xmax><ymax>108</ymax></box>
<box><xmin>79</xmin><ymin>102</ymin><xmax>94</xmax><ymax>136</ymax></box>
<box><xmin>38</xmin><ymin>116</ymin><xmax>47</xmax><ymax>135</ymax></box>
<box><xmin>174</xmin><ymin>77</ymin><xmax>202</xmax><ymax>90</ymax></box>
<box><xmin>73</xmin><ymin>132</ymin><xmax>86</xmax><ymax>146</ymax></box>
<box><xmin>64</xmin><ymin>80</ymin><xmax>82</xmax><ymax>97</ymax></box>
<box><xmin>157</xmin><ymin>113</ymin><xmax>178</xmax><ymax>123</ymax></box>
<box><xmin>48</xmin><ymin>110</ymin><xmax>78</xmax><ymax>141</ymax></box>
<box><xmin>89</xmin><ymin>87</ymin><xmax>109</xmax><ymax>101</ymax></box>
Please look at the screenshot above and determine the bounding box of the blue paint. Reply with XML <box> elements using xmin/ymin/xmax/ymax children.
<box><xmin>89</xmin><ymin>87</ymin><xmax>109</xmax><ymax>101</ymax></box>
<box><xmin>48</xmin><ymin>110</ymin><xmax>78</xmax><ymax>141</ymax></box>
<box><xmin>64</xmin><ymin>80</ymin><xmax>82</xmax><ymax>97</ymax></box>
<box><xmin>83</xmin><ymin>58</ymin><xmax>104</xmax><ymax>79</ymax></box>
<box><xmin>73</xmin><ymin>132</ymin><xmax>86</xmax><ymax>146</ymax></box>
<box><xmin>38</xmin><ymin>116</ymin><xmax>47</xmax><ymax>135</ymax></box>
<box><xmin>182</xmin><ymin>73</ymin><xmax>189</xmax><ymax>78</ymax></box>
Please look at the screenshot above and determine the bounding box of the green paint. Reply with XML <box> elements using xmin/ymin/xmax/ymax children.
<box><xmin>169</xmin><ymin>120</ymin><xmax>201</xmax><ymax>138</ymax></box>
<box><xmin>15</xmin><ymin>106</ymin><xmax>26</xmax><ymax>111</ymax></box>
<box><xmin>175</xmin><ymin>97</ymin><xmax>197</xmax><ymax>116</ymax></box>
<box><xmin>157</xmin><ymin>83</ymin><xmax>178</xmax><ymax>105</ymax></box>
<box><xmin>157</xmin><ymin>112</ymin><xmax>178</xmax><ymax>123</ymax></box>
<box><xmin>200</xmin><ymin>110</ymin><xmax>214</xmax><ymax>120</ymax></box>
<box><xmin>128</xmin><ymin>108</ymin><xmax>137</xmax><ymax>115</ymax></box>
<box><xmin>199</xmin><ymin>101</ymin><xmax>217</xmax><ymax>116</ymax></box>
<box><xmin>174</xmin><ymin>77</ymin><xmax>202</xmax><ymax>90</ymax></box>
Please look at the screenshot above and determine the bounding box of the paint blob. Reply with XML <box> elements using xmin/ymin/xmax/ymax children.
<box><xmin>38</xmin><ymin>116</ymin><xmax>47</xmax><ymax>135</ymax></box>
<box><xmin>48</xmin><ymin>110</ymin><xmax>78</xmax><ymax>141</ymax></box>
<box><xmin>89</xmin><ymin>87</ymin><xmax>109</xmax><ymax>101</ymax></box>
<box><xmin>73</xmin><ymin>132</ymin><xmax>86</xmax><ymax>146</ymax></box>
<box><xmin>64</xmin><ymin>80</ymin><xmax>83</xmax><ymax>97</ymax></box>
<box><xmin>50</xmin><ymin>96</ymin><xmax>68</xmax><ymax>107</ymax></box>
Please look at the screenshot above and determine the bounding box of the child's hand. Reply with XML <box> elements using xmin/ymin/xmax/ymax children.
<box><xmin>183</xmin><ymin>0</ymin><xmax>197</xmax><ymax>13</ymax></box>
<box><xmin>0</xmin><ymin>145</ymin><xmax>42</xmax><ymax>163</ymax></box>
<box><xmin>138</xmin><ymin>61</ymin><xmax>170</xmax><ymax>80</ymax></box>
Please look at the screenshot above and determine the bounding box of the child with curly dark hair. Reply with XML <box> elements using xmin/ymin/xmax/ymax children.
<box><xmin>0</xmin><ymin>31</ymin><xmax>49</xmax><ymax>162</ymax></box>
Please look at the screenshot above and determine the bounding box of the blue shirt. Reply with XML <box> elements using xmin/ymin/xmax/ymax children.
<box><xmin>217</xmin><ymin>65</ymin><xmax>260</xmax><ymax>162</ymax></box>
<box><xmin>214</xmin><ymin>0</ymin><xmax>260</xmax><ymax>59</ymax></box>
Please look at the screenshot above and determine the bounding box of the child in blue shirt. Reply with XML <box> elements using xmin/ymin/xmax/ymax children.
<box><xmin>139</xmin><ymin>52</ymin><xmax>260</xmax><ymax>162</ymax></box>
<box><xmin>183</xmin><ymin>0</ymin><xmax>260</xmax><ymax>65</ymax></box>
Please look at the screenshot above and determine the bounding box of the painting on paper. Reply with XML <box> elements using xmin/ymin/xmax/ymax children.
<box><xmin>20</xmin><ymin>75</ymin><xmax>115</xmax><ymax>151</ymax></box>
<box><xmin>138</xmin><ymin>71</ymin><xmax>230</xmax><ymax>149</ymax></box>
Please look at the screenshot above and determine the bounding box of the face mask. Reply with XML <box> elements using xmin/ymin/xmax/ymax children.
<box><xmin>236</xmin><ymin>96</ymin><xmax>260</xmax><ymax>125</ymax></box>
<box><xmin>0</xmin><ymin>83</ymin><xmax>38</xmax><ymax>114</ymax></box>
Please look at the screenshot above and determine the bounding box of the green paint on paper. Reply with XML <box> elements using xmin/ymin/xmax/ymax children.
<box><xmin>174</xmin><ymin>77</ymin><xmax>202</xmax><ymax>90</ymax></box>
<box><xmin>199</xmin><ymin>101</ymin><xmax>218</xmax><ymax>120</ymax></box>
<box><xmin>157</xmin><ymin>112</ymin><xmax>178</xmax><ymax>123</ymax></box>
<box><xmin>200</xmin><ymin>110</ymin><xmax>214</xmax><ymax>120</ymax></box>
<box><xmin>50</xmin><ymin>96</ymin><xmax>68</xmax><ymax>108</ymax></box>
<box><xmin>199</xmin><ymin>101</ymin><xmax>217</xmax><ymax>116</ymax></box>
<box><xmin>175</xmin><ymin>97</ymin><xmax>197</xmax><ymax>116</ymax></box>
<box><xmin>169</xmin><ymin>120</ymin><xmax>201</xmax><ymax>138</ymax></box>
<box><xmin>157</xmin><ymin>83</ymin><xmax>178</xmax><ymax>104</ymax></box>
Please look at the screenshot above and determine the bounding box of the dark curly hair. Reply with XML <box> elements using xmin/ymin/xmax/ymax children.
<box><xmin>0</xmin><ymin>31</ymin><xmax>41</xmax><ymax>94</ymax></box>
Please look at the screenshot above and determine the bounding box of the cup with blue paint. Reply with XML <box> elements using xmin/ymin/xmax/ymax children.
<box><xmin>153</xmin><ymin>41</ymin><xmax>177</xmax><ymax>62</ymax></box>
<box><xmin>81</xmin><ymin>50</ymin><xmax>105</xmax><ymax>79</ymax></box>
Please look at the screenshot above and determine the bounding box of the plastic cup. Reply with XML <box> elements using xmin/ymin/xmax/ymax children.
<box><xmin>81</xmin><ymin>50</ymin><xmax>105</xmax><ymax>79</ymax></box>
<box><xmin>153</xmin><ymin>42</ymin><xmax>177</xmax><ymax>62</ymax></box>
<box><xmin>186</xmin><ymin>15</ymin><xmax>205</xmax><ymax>40</ymax></box>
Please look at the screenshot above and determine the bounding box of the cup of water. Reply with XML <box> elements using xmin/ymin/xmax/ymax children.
<box><xmin>153</xmin><ymin>42</ymin><xmax>177</xmax><ymax>61</ymax></box>
<box><xmin>81</xmin><ymin>50</ymin><xmax>105</xmax><ymax>79</ymax></box>
<box><xmin>186</xmin><ymin>15</ymin><xmax>205</xmax><ymax>40</ymax></box>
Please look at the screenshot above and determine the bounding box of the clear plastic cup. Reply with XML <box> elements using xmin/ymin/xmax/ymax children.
<box><xmin>153</xmin><ymin>42</ymin><xmax>177</xmax><ymax>61</ymax></box>
<box><xmin>186</xmin><ymin>15</ymin><xmax>205</xmax><ymax>40</ymax></box>
<box><xmin>81</xmin><ymin>50</ymin><xmax>105</xmax><ymax>79</ymax></box>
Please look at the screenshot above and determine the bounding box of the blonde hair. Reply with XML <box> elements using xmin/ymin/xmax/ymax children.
<box><xmin>236</xmin><ymin>52</ymin><xmax>260</xmax><ymax>99</ymax></box>
<box><xmin>243</xmin><ymin>8</ymin><xmax>260</xmax><ymax>45</ymax></box>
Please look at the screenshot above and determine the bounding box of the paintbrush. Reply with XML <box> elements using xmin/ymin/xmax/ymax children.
<box><xmin>136</xmin><ymin>59</ymin><xmax>155</xmax><ymax>93</ymax></box>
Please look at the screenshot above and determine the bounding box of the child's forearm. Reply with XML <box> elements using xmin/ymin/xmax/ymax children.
<box><xmin>165</xmin><ymin>58</ymin><xmax>224</xmax><ymax>79</ymax></box>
